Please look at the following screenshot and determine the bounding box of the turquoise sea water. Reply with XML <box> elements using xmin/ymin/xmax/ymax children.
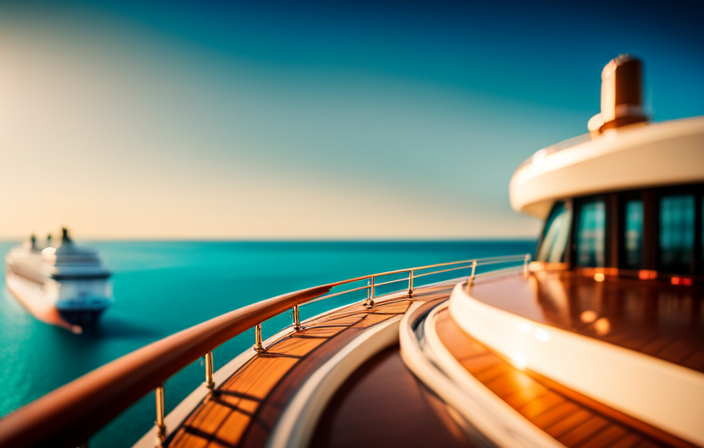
<box><xmin>0</xmin><ymin>240</ymin><xmax>535</xmax><ymax>447</ymax></box>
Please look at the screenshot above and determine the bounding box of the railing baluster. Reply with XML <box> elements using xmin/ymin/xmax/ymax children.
<box><xmin>204</xmin><ymin>351</ymin><xmax>214</xmax><ymax>391</ymax></box>
<box><xmin>254</xmin><ymin>324</ymin><xmax>264</xmax><ymax>352</ymax></box>
<box><xmin>467</xmin><ymin>260</ymin><xmax>478</xmax><ymax>291</ymax></box>
<box><xmin>408</xmin><ymin>269</ymin><xmax>414</xmax><ymax>298</ymax></box>
<box><xmin>365</xmin><ymin>276</ymin><xmax>375</xmax><ymax>308</ymax></box>
<box><xmin>155</xmin><ymin>383</ymin><xmax>165</xmax><ymax>445</ymax></box>
<box><xmin>292</xmin><ymin>305</ymin><xmax>302</xmax><ymax>332</ymax></box>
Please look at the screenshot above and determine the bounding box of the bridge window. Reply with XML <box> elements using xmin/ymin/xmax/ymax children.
<box><xmin>576</xmin><ymin>200</ymin><xmax>606</xmax><ymax>267</ymax></box>
<box><xmin>623</xmin><ymin>200</ymin><xmax>644</xmax><ymax>269</ymax></box>
<box><xmin>659</xmin><ymin>195</ymin><xmax>695</xmax><ymax>274</ymax></box>
<box><xmin>537</xmin><ymin>201</ymin><xmax>572</xmax><ymax>263</ymax></box>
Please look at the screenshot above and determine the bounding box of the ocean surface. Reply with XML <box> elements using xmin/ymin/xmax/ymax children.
<box><xmin>0</xmin><ymin>240</ymin><xmax>535</xmax><ymax>447</ymax></box>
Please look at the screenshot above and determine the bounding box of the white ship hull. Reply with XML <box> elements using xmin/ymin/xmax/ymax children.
<box><xmin>5</xmin><ymin>271</ymin><xmax>112</xmax><ymax>332</ymax></box>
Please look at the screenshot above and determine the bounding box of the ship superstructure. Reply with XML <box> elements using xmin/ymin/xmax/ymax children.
<box><xmin>5</xmin><ymin>228</ymin><xmax>113</xmax><ymax>332</ymax></box>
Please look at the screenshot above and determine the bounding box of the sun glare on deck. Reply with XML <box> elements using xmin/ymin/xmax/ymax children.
<box><xmin>511</xmin><ymin>353</ymin><xmax>527</xmax><ymax>369</ymax></box>
<box><xmin>580</xmin><ymin>310</ymin><xmax>598</xmax><ymax>324</ymax></box>
<box><xmin>594</xmin><ymin>318</ymin><xmax>611</xmax><ymax>336</ymax></box>
<box><xmin>535</xmin><ymin>328</ymin><xmax>550</xmax><ymax>342</ymax></box>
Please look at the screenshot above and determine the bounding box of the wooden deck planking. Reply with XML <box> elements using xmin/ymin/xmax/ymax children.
<box><xmin>609</xmin><ymin>433</ymin><xmax>643</xmax><ymax>448</ymax></box>
<box><xmin>484</xmin><ymin>367</ymin><xmax>540</xmax><ymax>399</ymax></box>
<box><xmin>544</xmin><ymin>410</ymin><xmax>592</xmax><ymax>439</ymax></box>
<box><xmin>517</xmin><ymin>392</ymin><xmax>565</xmax><ymax>420</ymax></box>
<box><xmin>167</xmin><ymin>284</ymin><xmax>456</xmax><ymax>448</ymax></box>
<box><xmin>531</xmin><ymin>401</ymin><xmax>581</xmax><ymax>429</ymax></box>
<box><xmin>681</xmin><ymin>345</ymin><xmax>704</xmax><ymax>370</ymax></box>
<box><xmin>310</xmin><ymin>348</ymin><xmax>474</xmax><ymax>448</ymax></box>
<box><xmin>580</xmin><ymin>425</ymin><xmax>630</xmax><ymax>448</ymax></box>
<box><xmin>655</xmin><ymin>335</ymin><xmax>703</xmax><ymax>364</ymax></box>
<box><xmin>470</xmin><ymin>271</ymin><xmax>704</xmax><ymax>374</ymax></box>
<box><xmin>434</xmin><ymin>308</ymin><xmax>696</xmax><ymax>448</ymax></box>
<box><xmin>557</xmin><ymin>415</ymin><xmax>609</xmax><ymax>447</ymax></box>
<box><xmin>503</xmin><ymin>383</ymin><xmax>549</xmax><ymax>409</ymax></box>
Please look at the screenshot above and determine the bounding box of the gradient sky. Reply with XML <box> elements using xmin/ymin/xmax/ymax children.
<box><xmin>1</xmin><ymin>0</ymin><xmax>703</xmax><ymax>239</ymax></box>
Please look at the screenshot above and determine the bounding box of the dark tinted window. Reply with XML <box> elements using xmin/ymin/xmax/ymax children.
<box><xmin>659</xmin><ymin>195</ymin><xmax>694</xmax><ymax>274</ymax></box>
<box><xmin>576</xmin><ymin>200</ymin><xmax>606</xmax><ymax>267</ymax></box>
<box><xmin>536</xmin><ymin>201</ymin><xmax>572</xmax><ymax>263</ymax></box>
<box><xmin>624</xmin><ymin>200</ymin><xmax>644</xmax><ymax>269</ymax></box>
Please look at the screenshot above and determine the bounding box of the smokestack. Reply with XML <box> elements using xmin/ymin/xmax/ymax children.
<box><xmin>588</xmin><ymin>55</ymin><xmax>647</xmax><ymax>132</ymax></box>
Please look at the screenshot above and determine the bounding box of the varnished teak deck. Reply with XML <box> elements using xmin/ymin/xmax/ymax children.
<box><xmin>470</xmin><ymin>271</ymin><xmax>704</xmax><ymax>373</ymax></box>
<box><xmin>167</xmin><ymin>272</ymin><xmax>703</xmax><ymax>448</ymax></box>
<box><xmin>310</xmin><ymin>347</ymin><xmax>471</xmax><ymax>448</ymax></box>
<box><xmin>434</xmin><ymin>307</ymin><xmax>696</xmax><ymax>448</ymax></box>
<box><xmin>168</xmin><ymin>285</ymin><xmax>453</xmax><ymax>448</ymax></box>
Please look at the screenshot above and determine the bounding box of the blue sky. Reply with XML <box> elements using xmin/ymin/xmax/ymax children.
<box><xmin>0</xmin><ymin>0</ymin><xmax>702</xmax><ymax>239</ymax></box>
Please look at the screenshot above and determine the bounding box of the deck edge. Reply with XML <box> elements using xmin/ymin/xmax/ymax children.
<box><xmin>449</xmin><ymin>278</ymin><xmax>704</xmax><ymax>446</ymax></box>
<box><xmin>267</xmin><ymin>315</ymin><xmax>401</xmax><ymax>448</ymax></box>
<box><xmin>399</xmin><ymin>290</ymin><xmax>562</xmax><ymax>448</ymax></box>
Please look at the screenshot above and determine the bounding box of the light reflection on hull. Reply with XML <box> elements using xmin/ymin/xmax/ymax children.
<box><xmin>5</xmin><ymin>272</ymin><xmax>111</xmax><ymax>334</ymax></box>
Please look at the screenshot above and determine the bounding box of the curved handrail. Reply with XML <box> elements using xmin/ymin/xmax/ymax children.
<box><xmin>0</xmin><ymin>285</ymin><xmax>331</xmax><ymax>448</ymax></box>
<box><xmin>0</xmin><ymin>253</ymin><xmax>529</xmax><ymax>448</ymax></box>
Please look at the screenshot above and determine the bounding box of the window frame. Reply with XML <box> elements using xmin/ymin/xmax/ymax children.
<box><xmin>534</xmin><ymin>200</ymin><xmax>573</xmax><ymax>264</ymax></box>
<box><xmin>566</xmin><ymin>183</ymin><xmax>704</xmax><ymax>278</ymax></box>
<box><xmin>618</xmin><ymin>191</ymin><xmax>645</xmax><ymax>270</ymax></box>
<box><xmin>654</xmin><ymin>185</ymin><xmax>704</xmax><ymax>276</ymax></box>
<box><xmin>572</xmin><ymin>195</ymin><xmax>608</xmax><ymax>268</ymax></box>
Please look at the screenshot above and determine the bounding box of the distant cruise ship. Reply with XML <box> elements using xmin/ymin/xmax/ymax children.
<box><xmin>5</xmin><ymin>228</ymin><xmax>113</xmax><ymax>333</ymax></box>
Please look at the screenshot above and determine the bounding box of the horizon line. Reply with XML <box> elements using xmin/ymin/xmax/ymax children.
<box><xmin>0</xmin><ymin>236</ymin><xmax>538</xmax><ymax>243</ymax></box>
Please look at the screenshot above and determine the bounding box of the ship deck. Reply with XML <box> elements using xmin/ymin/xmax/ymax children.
<box><xmin>158</xmin><ymin>272</ymin><xmax>704</xmax><ymax>448</ymax></box>
<box><xmin>469</xmin><ymin>271</ymin><xmax>704</xmax><ymax>373</ymax></box>
<box><xmin>309</xmin><ymin>347</ymin><xmax>471</xmax><ymax>448</ymax></box>
<box><xmin>167</xmin><ymin>283</ymin><xmax>462</xmax><ymax>448</ymax></box>
<box><xmin>434</xmin><ymin>307</ymin><xmax>696</xmax><ymax>447</ymax></box>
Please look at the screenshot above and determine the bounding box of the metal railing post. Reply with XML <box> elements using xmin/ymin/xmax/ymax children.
<box><xmin>292</xmin><ymin>305</ymin><xmax>302</xmax><ymax>332</ymax></box>
<box><xmin>155</xmin><ymin>383</ymin><xmax>166</xmax><ymax>445</ymax></box>
<box><xmin>467</xmin><ymin>260</ymin><xmax>478</xmax><ymax>291</ymax></box>
<box><xmin>204</xmin><ymin>351</ymin><xmax>214</xmax><ymax>391</ymax></box>
<box><xmin>365</xmin><ymin>276</ymin><xmax>375</xmax><ymax>308</ymax></box>
<box><xmin>524</xmin><ymin>254</ymin><xmax>530</xmax><ymax>278</ymax></box>
<box><xmin>254</xmin><ymin>324</ymin><xmax>264</xmax><ymax>352</ymax></box>
<box><xmin>408</xmin><ymin>269</ymin><xmax>414</xmax><ymax>298</ymax></box>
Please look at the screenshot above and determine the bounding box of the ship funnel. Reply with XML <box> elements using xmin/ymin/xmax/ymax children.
<box><xmin>61</xmin><ymin>227</ymin><xmax>72</xmax><ymax>244</ymax></box>
<box><xmin>588</xmin><ymin>55</ymin><xmax>647</xmax><ymax>132</ymax></box>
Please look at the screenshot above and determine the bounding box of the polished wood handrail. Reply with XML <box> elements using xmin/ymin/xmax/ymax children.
<box><xmin>0</xmin><ymin>285</ymin><xmax>331</xmax><ymax>448</ymax></box>
<box><xmin>0</xmin><ymin>254</ymin><xmax>528</xmax><ymax>447</ymax></box>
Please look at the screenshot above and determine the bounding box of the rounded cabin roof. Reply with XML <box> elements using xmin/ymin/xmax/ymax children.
<box><xmin>509</xmin><ymin>116</ymin><xmax>704</xmax><ymax>219</ymax></box>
